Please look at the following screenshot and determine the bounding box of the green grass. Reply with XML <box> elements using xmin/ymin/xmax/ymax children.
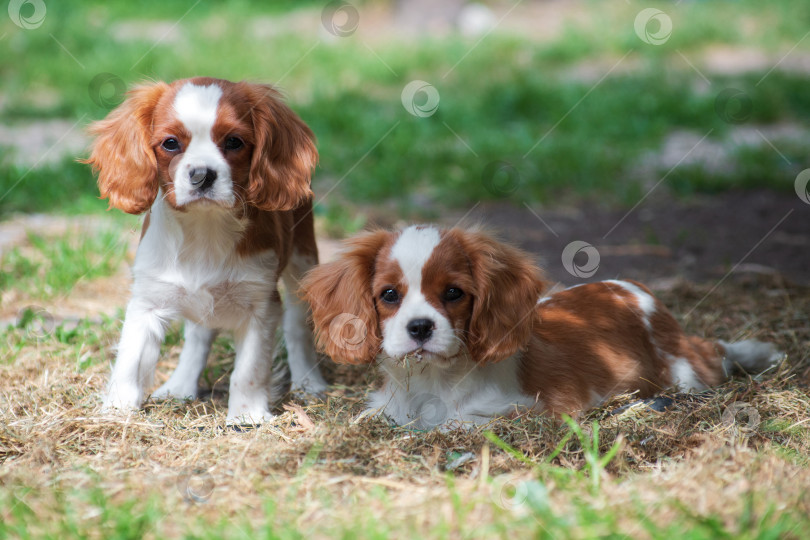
<box><xmin>0</xmin><ymin>160</ymin><xmax>107</xmax><ymax>219</ymax></box>
<box><xmin>1</xmin><ymin>444</ymin><xmax>808</xmax><ymax>539</ymax></box>
<box><xmin>1</xmin><ymin>0</ymin><xmax>809</xmax><ymax>218</ymax></box>
<box><xmin>0</xmin><ymin>229</ymin><xmax>127</xmax><ymax>298</ymax></box>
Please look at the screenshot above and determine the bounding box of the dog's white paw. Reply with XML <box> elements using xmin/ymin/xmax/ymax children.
<box><xmin>291</xmin><ymin>375</ymin><xmax>328</xmax><ymax>397</ymax></box>
<box><xmin>101</xmin><ymin>384</ymin><xmax>142</xmax><ymax>414</ymax></box>
<box><xmin>226</xmin><ymin>409</ymin><xmax>276</xmax><ymax>426</ymax></box>
<box><xmin>151</xmin><ymin>381</ymin><xmax>198</xmax><ymax>401</ymax></box>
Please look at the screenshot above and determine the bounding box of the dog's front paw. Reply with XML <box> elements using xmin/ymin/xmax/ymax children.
<box><xmin>291</xmin><ymin>374</ymin><xmax>328</xmax><ymax>398</ymax></box>
<box><xmin>151</xmin><ymin>381</ymin><xmax>198</xmax><ymax>401</ymax></box>
<box><xmin>226</xmin><ymin>409</ymin><xmax>276</xmax><ymax>427</ymax></box>
<box><xmin>101</xmin><ymin>384</ymin><xmax>142</xmax><ymax>414</ymax></box>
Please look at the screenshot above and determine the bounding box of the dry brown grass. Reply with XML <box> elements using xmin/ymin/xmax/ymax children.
<box><xmin>1</xmin><ymin>269</ymin><xmax>809</xmax><ymax>537</ymax></box>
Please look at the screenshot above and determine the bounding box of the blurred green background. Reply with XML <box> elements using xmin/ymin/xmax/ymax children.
<box><xmin>1</xmin><ymin>0</ymin><xmax>809</xmax><ymax>227</ymax></box>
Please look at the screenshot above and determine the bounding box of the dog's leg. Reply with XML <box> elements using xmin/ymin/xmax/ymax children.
<box><xmin>102</xmin><ymin>301</ymin><xmax>169</xmax><ymax>412</ymax></box>
<box><xmin>152</xmin><ymin>320</ymin><xmax>218</xmax><ymax>400</ymax></box>
<box><xmin>226</xmin><ymin>296</ymin><xmax>283</xmax><ymax>425</ymax></box>
<box><xmin>282</xmin><ymin>250</ymin><xmax>328</xmax><ymax>395</ymax></box>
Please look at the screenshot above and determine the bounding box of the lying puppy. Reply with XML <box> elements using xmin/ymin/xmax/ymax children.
<box><xmin>85</xmin><ymin>77</ymin><xmax>327</xmax><ymax>424</ymax></box>
<box><xmin>302</xmin><ymin>225</ymin><xmax>781</xmax><ymax>429</ymax></box>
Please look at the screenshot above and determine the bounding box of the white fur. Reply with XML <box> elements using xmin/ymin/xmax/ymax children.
<box><xmin>605</xmin><ymin>279</ymin><xmax>656</xmax><ymax>329</ymax></box>
<box><xmin>668</xmin><ymin>356</ymin><xmax>707</xmax><ymax>391</ymax></box>
<box><xmin>171</xmin><ymin>83</ymin><xmax>234</xmax><ymax>207</ymax></box>
<box><xmin>102</xmin><ymin>83</ymin><xmax>324</xmax><ymax>422</ymax></box>
<box><xmin>383</xmin><ymin>226</ymin><xmax>460</xmax><ymax>359</ymax></box>
<box><xmin>368</xmin><ymin>354</ymin><xmax>537</xmax><ymax>430</ymax></box>
<box><xmin>720</xmin><ymin>339</ymin><xmax>783</xmax><ymax>375</ymax></box>
<box><xmin>281</xmin><ymin>251</ymin><xmax>328</xmax><ymax>394</ymax></box>
<box><xmin>103</xmin><ymin>198</ymin><xmax>286</xmax><ymax>424</ymax></box>
<box><xmin>152</xmin><ymin>320</ymin><xmax>217</xmax><ymax>400</ymax></box>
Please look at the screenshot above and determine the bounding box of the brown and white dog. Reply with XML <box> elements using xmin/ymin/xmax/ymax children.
<box><xmin>303</xmin><ymin>225</ymin><xmax>781</xmax><ymax>429</ymax></box>
<box><xmin>85</xmin><ymin>77</ymin><xmax>327</xmax><ymax>424</ymax></box>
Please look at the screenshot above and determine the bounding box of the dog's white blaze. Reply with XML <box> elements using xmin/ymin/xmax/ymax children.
<box><xmin>173</xmin><ymin>83</ymin><xmax>222</xmax><ymax>134</ymax></box>
<box><xmin>171</xmin><ymin>83</ymin><xmax>233</xmax><ymax>206</ymax></box>
<box><xmin>383</xmin><ymin>226</ymin><xmax>459</xmax><ymax>358</ymax></box>
<box><xmin>391</xmin><ymin>226</ymin><xmax>441</xmax><ymax>289</ymax></box>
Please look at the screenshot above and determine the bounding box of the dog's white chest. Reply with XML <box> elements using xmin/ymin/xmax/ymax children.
<box><xmin>369</xmin><ymin>355</ymin><xmax>536</xmax><ymax>429</ymax></box>
<box><xmin>135</xmin><ymin>250</ymin><xmax>278</xmax><ymax>327</ymax></box>
<box><xmin>130</xmin><ymin>203</ymin><xmax>278</xmax><ymax>329</ymax></box>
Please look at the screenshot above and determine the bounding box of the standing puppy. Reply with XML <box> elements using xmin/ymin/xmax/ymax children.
<box><xmin>86</xmin><ymin>77</ymin><xmax>327</xmax><ymax>424</ymax></box>
<box><xmin>303</xmin><ymin>225</ymin><xmax>781</xmax><ymax>429</ymax></box>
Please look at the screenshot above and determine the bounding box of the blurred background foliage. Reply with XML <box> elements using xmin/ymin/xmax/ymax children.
<box><xmin>1</xmin><ymin>0</ymin><xmax>809</xmax><ymax>224</ymax></box>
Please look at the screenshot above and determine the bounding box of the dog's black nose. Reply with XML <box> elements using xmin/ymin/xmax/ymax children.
<box><xmin>189</xmin><ymin>167</ymin><xmax>217</xmax><ymax>191</ymax></box>
<box><xmin>406</xmin><ymin>318</ymin><xmax>434</xmax><ymax>343</ymax></box>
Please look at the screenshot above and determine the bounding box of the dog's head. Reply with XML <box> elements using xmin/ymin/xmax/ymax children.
<box><xmin>84</xmin><ymin>77</ymin><xmax>317</xmax><ymax>214</ymax></box>
<box><xmin>303</xmin><ymin>226</ymin><xmax>547</xmax><ymax>366</ymax></box>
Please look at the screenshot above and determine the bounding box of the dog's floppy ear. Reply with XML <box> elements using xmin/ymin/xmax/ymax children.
<box><xmin>242</xmin><ymin>83</ymin><xmax>317</xmax><ymax>211</ymax></box>
<box><xmin>449</xmin><ymin>228</ymin><xmax>547</xmax><ymax>364</ymax></box>
<box><xmin>83</xmin><ymin>82</ymin><xmax>168</xmax><ymax>214</ymax></box>
<box><xmin>302</xmin><ymin>230</ymin><xmax>391</xmax><ymax>364</ymax></box>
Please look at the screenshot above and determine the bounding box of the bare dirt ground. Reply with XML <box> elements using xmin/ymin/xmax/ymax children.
<box><xmin>455</xmin><ymin>189</ymin><xmax>810</xmax><ymax>288</ymax></box>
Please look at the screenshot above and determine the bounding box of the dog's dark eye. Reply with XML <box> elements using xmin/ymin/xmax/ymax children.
<box><xmin>380</xmin><ymin>289</ymin><xmax>400</xmax><ymax>304</ymax></box>
<box><xmin>444</xmin><ymin>287</ymin><xmax>464</xmax><ymax>302</ymax></box>
<box><xmin>224</xmin><ymin>136</ymin><xmax>244</xmax><ymax>151</ymax></box>
<box><xmin>161</xmin><ymin>138</ymin><xmax>180</xmax><ymax>152</ymax></box>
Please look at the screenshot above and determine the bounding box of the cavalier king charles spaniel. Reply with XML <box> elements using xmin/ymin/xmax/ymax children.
<box><xmin>303</xmin><ymin>225</ymin><xmax>781</xmax><ymax>429</ymax></box>
<box><xmin>85</xmin><ymin>77</ymin><xmax>327</xmax><ymax>424</ymax></box>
